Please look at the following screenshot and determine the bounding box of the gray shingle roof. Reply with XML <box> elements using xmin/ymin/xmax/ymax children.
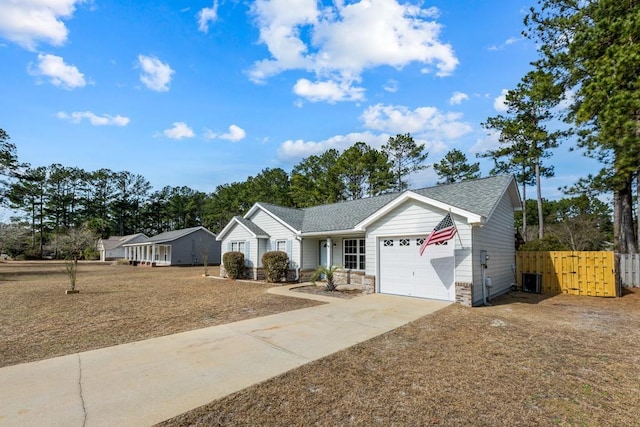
<box><xmin>100</xmin><ymin>233</ymin><xmax>148</xmax><ymax>250</ymax></box>
<box><xmin>148</xmin><ymin>226</ymin><xmax>213</xmax><ymax>243</ymax></box>
<box><xmin>255</xmin><ymin>203</ymin><xmax>305</xmax><ymax>231</ymax></box>
<box><xmin>257</xmin><ymin>175</ymin><xmax>516</xmax><ymax>233</ymax></box>
<box><xmin>233</xmin><ymin>216</ymin><xmax>269</xmax><ymax>237</ymax></box>
<box><xmin>412</xmin><ymin>174</ymin><xmax>515</xmax><ymax>218</ymax></box>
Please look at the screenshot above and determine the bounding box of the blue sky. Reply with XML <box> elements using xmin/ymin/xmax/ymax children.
<box><xmin>0</xmin><ymin>0</ymin><xmax>602</xmax><ymax>200</ymax></box>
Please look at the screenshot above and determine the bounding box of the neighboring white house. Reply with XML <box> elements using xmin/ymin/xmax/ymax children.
<box><xmin>123</xmin><ymin>226</ymin><xmax>221</xmax><ymax>267</ymax></box>
<box><xmin>98</xmin><ymin>234</ymin><xmax>148</xmax><ymax>261</ymax></box>
<box><xmin>217</xmin><ymin>175</ymin><xmax>521</xmax><ymax>307</ymax></box>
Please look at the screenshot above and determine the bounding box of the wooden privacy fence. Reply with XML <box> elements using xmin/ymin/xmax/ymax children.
<box><xmin>516</xmin><ymin>251</ymin><xmax>617</xmax><ymax>297</ymax></box>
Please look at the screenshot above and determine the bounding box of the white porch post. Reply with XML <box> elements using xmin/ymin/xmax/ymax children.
<box><xmin>326</xmin><ymin>237</ymin><xmax>332</xmax><ymax>268</ymax></box>
<box><xmin>151</xmin><ymin>244</ymin><xmax>156</xmax><ymax>264</ymax></box>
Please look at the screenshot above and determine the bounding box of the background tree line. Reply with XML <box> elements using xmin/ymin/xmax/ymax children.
<box><xmin>0</xmin><ymin>131</ymin><xmax>434</xmax><ymax>258</ymax></box>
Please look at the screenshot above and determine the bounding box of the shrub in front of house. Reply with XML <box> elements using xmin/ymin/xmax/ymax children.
<box><xmin>223</xmin><ymin>251</ymin><xmax>245</xmax><ymax>279</ymax></box>
<box><xmin>262</xmin><ymin>251</ymin><xmax>289</xmax><ymax>283</ymax></box>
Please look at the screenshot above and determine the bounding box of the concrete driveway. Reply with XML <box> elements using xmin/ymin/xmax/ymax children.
<box><xmin>0</xmin><ymin>286</ymin><xmax>450</xmax><ymax>427</ymax></box>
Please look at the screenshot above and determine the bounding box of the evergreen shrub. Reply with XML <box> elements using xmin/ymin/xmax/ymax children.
<box><xmin>262</xmin><ymin>251</ymin><xmax>289</xmax><ymax>283</ymax></box>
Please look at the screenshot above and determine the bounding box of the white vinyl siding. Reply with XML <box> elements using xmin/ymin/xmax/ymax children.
<box><xmin>471</xmin><ymin>193</ymin><xmax>517</xmax><ymax>304</ymax></box>
<box><xmin>249</xmin><ymin>209</ymin><xmax>301</xmax><ymax>268</ymax></box>
<box><xmin>301</xmin><ymin>239</ymin><xmax>319</xmax><ymax>269</ymax></box>
<box><xmin>221</xmin><ymin>225</ymin><xmax>257</xmax><ymax>267</ymax></box>
<box><xmin>365</xmin><ymin>200</ymin><xmax>472</xmax><ymax>281</ymax></box>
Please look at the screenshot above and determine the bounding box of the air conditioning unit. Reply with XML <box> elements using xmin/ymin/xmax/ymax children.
<box><xmin>522</xmin><ymin>273</ymin><xmax>542</xmax><ymax>293</ymax></box>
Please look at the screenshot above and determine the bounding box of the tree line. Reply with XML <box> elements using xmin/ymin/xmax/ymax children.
<box><xmin>0</xmin><ymin>131</ymin><xmax>444</xmax><ymax>257</ymax></box>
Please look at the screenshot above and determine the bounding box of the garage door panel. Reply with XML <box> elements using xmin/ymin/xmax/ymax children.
<box><xmin>379</xmin><ymin>237</ymin><xmax>454</xmax><ymax>301</ymax></box>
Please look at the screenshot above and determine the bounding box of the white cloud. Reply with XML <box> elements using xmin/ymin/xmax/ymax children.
<box><xmin>57</xmin><ymin>111</ymin><xmax>130</xmax><ymax>126</ymax></box>
<box><xmin>488</xmin><ymin>36</ymin><xmax>524</xmax><ymax>51</ymax></box>
<box><xmin>277</xmin><ymin>131</ymin><xmax>389</xmax><ymax>161</ymax></box>
<box><xmin>0</xmin><ymin>0</ymin><xmax>83</xmax><ymax>50</ymax></box>
<box><xmin>449</xmin><ymin>91</ymin><xmax>469</xmax><ymax>105</ymax></box>
<box><xmin>203</xmin><ymin>125</ymin><xmax>246</xmax><ymax>142</ymax></box>
<box><xmin>493</xmin><ymin>89</ymin><xmax>509</xmax><ymax>112</ymax></box>
<box><xmin>163</xmin><ymin>122</ymin><xmax>194</xmax><ymax>139</ymax></box>
<box><xmin>220</xmin><ymin>124</ymin><xmax>246</xmax><ymax>141</ymax></box>
<box><xmin>383</xmin><ymin>79</ymin><xmax>398</xmax><ymax>93</ymax></box>
<box><xmin>197</xmin><ymin>1</ymin><xmax>218</xmax><ymax>33</ymax></box>
<box><xmin>557</xmin><ymin>89</ymin><xmax>575</xmax><ymax>111</ymax></box>
<box><xmin>29</xmin><ymin>53</ymin><xmax>86</xmax><ymax>89</ymax></box>
<box><xmin>361</xmin><ymin>103</ymin><xmax>472</xmax><ymax>139</ymax></box>
<box><xmin>293</xmin><ymin>78</ymin><xmax>365</xmax><ymax>103</ymax></box>
<box><xmin>469</xmin><ymin>129</ymin><xmax>501</xmax><ymax>154</ymax></box>
<box><xmin>249</xmin><ymin>0</ymin><xmax>458</xmax><ymax>102</ymax></box>
<box><xmin>137</xmin><ymin>55</ymin><xmax>174</xmax><ymax>92</ymax></box>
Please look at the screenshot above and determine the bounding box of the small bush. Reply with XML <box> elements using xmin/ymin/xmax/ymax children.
<box><xmin>223</xmin><ymin>251</ymin><xmax>245</xmax><ymax>279</ymax></box>
<box><xmin>262</xmin><ymin>251</ymin><xmax>289</xmax><ymax>283</ymax></box>
<box><xmin>83</xmin><ymin>247</ymin><xmax>100</xmax><ymax>260</ymax></box>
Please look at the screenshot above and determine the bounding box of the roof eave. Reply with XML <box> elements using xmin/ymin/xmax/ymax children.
<box><xmin>217</xmin><ymin>217</ymin><xmax>269</xmax><ymax>241</ymax></box>
<box><xmin>301</xmin><ymin>229</ymin><xmax>365</xmax><ymax>238</ymax></box>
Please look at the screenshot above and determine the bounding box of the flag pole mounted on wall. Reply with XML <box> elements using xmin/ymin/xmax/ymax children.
<box><xmin>419</xmin><ymin>211</ymin><xmax>460</xmax><ymax>255</ymax></box>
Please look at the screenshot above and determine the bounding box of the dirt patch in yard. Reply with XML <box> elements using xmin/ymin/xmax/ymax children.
<box><xmin>0</xmin><ymin>261</ymin><xmax>322</xmax><ymax>368</ymax></box>
<box><xmin>292</xmin><ymin>284</ymin><xmax>363</xmax><ymax>299</ymax></box>
<box><xmin>160</xmin><ymin>289</ymin><xmax>640</xmax><ymax>426</ymax></box>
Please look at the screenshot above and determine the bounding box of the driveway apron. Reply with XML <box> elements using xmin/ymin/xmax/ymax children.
<box><xmin>0</xmin><ymin>288</ymin><xmax>450</xmax><ymax>427</ymax></box>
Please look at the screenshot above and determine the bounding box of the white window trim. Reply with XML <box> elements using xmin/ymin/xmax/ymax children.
<box><xmin>231</xmin><ymin>241</ymin><xmax>246</xmax><ymax>253</ymax></box>
<box><xmin>275</xmin><ymin>239</ymin><xmax>287</xmax><ymax>252</ymax></box>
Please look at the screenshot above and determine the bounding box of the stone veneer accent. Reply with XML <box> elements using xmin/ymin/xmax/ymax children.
<box><xmin>334</xmin><ymin>270</ymin><xmax>375</xmax><ymax>294</ymax></box>
<box><xmin>455</xmin><ymin>281</ymin><xmax>473</xmax><ymax>307</ymax></box>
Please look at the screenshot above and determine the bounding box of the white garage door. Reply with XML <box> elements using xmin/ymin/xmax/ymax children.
<box><xmin>379</xmin><ymin>236</ymin><xmax>455</xmax><ymax>301</ymax></box>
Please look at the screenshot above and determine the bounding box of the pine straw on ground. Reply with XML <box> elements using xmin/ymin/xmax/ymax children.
<box><xmin>0</xmin><ymin>261</ymin><xmax>321</xmax><ymax>368</ymax></box>
<box><xmin>160</xmin><ymin>289</ymin><xmax>640</xmax><ymax>427</ymax></box>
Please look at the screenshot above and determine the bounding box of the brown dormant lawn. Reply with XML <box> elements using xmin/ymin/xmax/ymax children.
<box><xmin>160</xmin><ymin>289</ymin><xmax>640</xmax><ymax>426</ymax></box>
<box><xmin>3</xmin><ymin>261</ymin><xmax>639</xmax><ymax>425</ymax></box>
<box><xmin>0</xmin><ymin>261</ymin><xmax>321</xmax><ymax>368</ymax></box>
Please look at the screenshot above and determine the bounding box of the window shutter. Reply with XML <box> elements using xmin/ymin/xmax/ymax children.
<box><xmin>270</xmin><ymin>240</ymin><xmax>275</xmax><ymax>251</ymax></box>
<box><xmin>227</xmin><ymin>242</ymin><xmax>232</xmax><ymax>252</ymax></box>
<box><xmin>245</xmin><ymin>240</ymin><xmax>251</xmax><ymax>266</ymax></box>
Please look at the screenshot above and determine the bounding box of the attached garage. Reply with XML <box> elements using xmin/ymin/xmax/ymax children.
<box><xmin>378</xmin><ymin>236</ymin><xmax>455</xmax><ymax>301</ymax></box>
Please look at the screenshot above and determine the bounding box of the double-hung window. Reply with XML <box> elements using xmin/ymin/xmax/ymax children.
<box><xmin>231</xmin><ymin>241</ymin><xmax>245</xmax><ymax>253</ymax></box>
<box><xmin>343</xmin><ymin>239</ymin><xmax>365</xmax><ymax>270</ymax></box>
<box><xmin>275</xmin><ymin>240</ymin><xmax>287</xmax><ymax>252</ymax></box>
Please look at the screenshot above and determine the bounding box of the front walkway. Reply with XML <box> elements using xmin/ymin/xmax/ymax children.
<box><xmin>0</xmin><ymin>287</ymin><xmax>450</xmax><ymax>427</ymax></box>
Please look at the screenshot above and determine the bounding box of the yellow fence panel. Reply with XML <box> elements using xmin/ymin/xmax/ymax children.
<box><xmin>516</xmin><ymin>251</ymin><xmax>617</xmax><ymax>297</ymax></box>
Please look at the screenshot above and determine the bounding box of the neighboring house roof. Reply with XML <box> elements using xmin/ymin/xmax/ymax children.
<box><xmin>99</xmin><ymin>233</ymin><xmax>148</xmax><ymax>250</ymax></box>
<box><xmin>218</xmin><ymin>175</ymin><xmax>520</xmax><ymax>240</ymax></box>
<box><xmin>146</xmin><ymin>226</ymin><xmax>216</xmax><ymax>244</ymax></box>
<box><xmin>122</xmin><ymin>226</ymin><xmax>216</xmax><ymax>246</ymax></box>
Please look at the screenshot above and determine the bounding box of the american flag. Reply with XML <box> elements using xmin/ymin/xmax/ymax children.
<box><xmin>419</xmin><ymin>213</ymin><xmax>457</xmax><ymax>255</ymax></box>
